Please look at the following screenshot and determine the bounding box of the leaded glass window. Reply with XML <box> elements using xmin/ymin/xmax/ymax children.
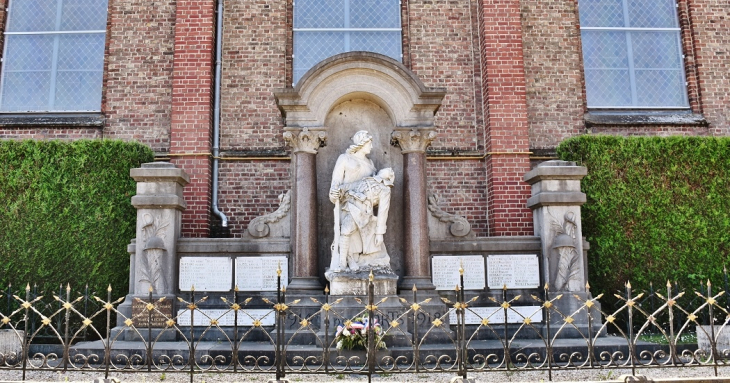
<box><xmin>0</xmin><ymin>0</ymin><xmax>109</xmax><ymax>112</ymax></box>
<box><xmin>293</xmin><ymin>0</ymin><xmax>402</xmax><ymax>84</ymax></box>
<box><xmin>579</xmin><ymin>0</ymin><xmax>689</xmax><ymax>108</ymax></box>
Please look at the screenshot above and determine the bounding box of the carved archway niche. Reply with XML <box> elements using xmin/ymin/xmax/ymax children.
<box><xmin>274</xmin><ymin>52</ymin><xmax>445</xmax><ymax>287</ymax></box>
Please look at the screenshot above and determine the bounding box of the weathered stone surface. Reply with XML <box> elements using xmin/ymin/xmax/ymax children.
<box><xmin>0</xmin><ymin>330</ymin><xmax>23</xmax><ymax>356</ymax></box>
<box><xmin>327</xmin><ymin>269</ymin><xmax>398</xmax><ymax>296</ymax></box>
<box><xmin>696</xmin><ymin>325</ymin><xmax>730</xmax><ymax>354</ymax></box>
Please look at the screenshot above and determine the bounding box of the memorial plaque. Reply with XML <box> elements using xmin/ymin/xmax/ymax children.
<box><xmin>176</xmin><ymin>308</ymin><xmax>275</xmax><ymax>326</ymax></box>
<box><xmin>431</xmin><ymin>255</ymin><xmax>485</xmax><ymax>290</ymax></box>
<box><xmin>235</xmin><ymin>256</ymin><xmax>288</xmax><ymax>291</ymax></box>
<box><xmin>179</xmin><ymin>257</ymin><xmax>232</xmax><ymax>292</ymax></box>
<box><xmin>132</xmin><ymin>298</ymin><xmax>174</xmax><ymax>328</ymax></box>
<box><xmin>487</xmin><ymin>254</ymin><xmax>540</xmax><ymax>289</ymax></box>
<box><xmin>448</xmin><ymin>305</ymin><xmax>542</xmax><ymax>325</ymax></box>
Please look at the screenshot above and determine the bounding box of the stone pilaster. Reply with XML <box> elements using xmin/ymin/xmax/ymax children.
<box><xmin>284</xmin><ymin>128</ymin><xmax>327</xmax><ymax>291</ymax></box>
<box><xmin>392</xmin><ymin>128</ymin><xmax>436</xmax><ymax>291</ymax></box>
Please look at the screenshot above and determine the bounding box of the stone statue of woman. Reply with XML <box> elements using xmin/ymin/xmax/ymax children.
<box><xmin>328</xmin><ymin>131</ymin><xmax>393</xmax><ymax>273</ymax></box>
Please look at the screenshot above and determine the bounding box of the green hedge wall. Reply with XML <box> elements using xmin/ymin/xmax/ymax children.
<box><xmin>0</xmin><ymin>140</ymin><xmax>154</xmax><ymax>293</ymax></box>
<box><xmin>557</xmin><ymin>136</ymin><xmax>730</xmax><ymax>296</ymax></box>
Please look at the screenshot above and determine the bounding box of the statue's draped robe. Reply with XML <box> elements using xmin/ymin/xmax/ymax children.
<box><xmin>330</xmin><ymin>153</ymin><xmax>391</xmax><ymax>268</ymax></box>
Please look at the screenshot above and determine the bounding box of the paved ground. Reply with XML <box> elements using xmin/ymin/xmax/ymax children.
<box><xmin>1</xmin><ymin>366</ymin><xmax>728</xmax><ymax>383</ymax></box>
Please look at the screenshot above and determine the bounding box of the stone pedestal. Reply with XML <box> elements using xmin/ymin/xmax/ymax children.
<box><xmin>524</xmin><ymin>160</ymin><xmax>587</xmax><ymax>292</ymax></box>
<box><xmin>116</xmin><ymin>162</ymin><xmax>189</xmax><ymax>329</ymax></box>
<box><xmin>524</xmin><ymin>160</ymin><xmax>602</xmax><ymax>335</ymax></box>
<box><xmin>284</xmin><ymin>128</ymin><xmax>327</xmax><ymax>292</ymax></box>
<box><xmin>327</xmin><ymin>269</ymin><xmax>398</xmax><ymax>296</ymax></box>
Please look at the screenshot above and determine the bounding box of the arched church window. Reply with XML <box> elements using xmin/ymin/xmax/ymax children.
<box><xmin>293</xmin><ymin>0</ymin><xmax>402</xmax><ymax>84</ymax></box>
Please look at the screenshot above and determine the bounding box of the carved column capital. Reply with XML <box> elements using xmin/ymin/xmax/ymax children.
<box><xmin>283</xmin><ymin>128</ymin><xmax>327</xmax><ymax>154</ymax></box>
<box><xmin>391</xmin><ymin>129</ymin><xmax>437</xmax><ymax>154</ymax></box>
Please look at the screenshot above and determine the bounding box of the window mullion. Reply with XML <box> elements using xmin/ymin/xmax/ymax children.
<box><xmin>49</xmin><ymin>0</ymin><xmax>64</xmax><ymax>110</ymax></box>
<box><xmin>344</xmin><ymin>0</ymin><xmax>351</xmax><ymax>51</ymax></box>
<box><xmin>626</xmin><ymin>32</ymin><xmax>638</xmax><ymax>106</ymax></box>
<box><xmin>621</xmin><ymin>0</ymin><xmax>638</xmax><ymax>106</ymax></box>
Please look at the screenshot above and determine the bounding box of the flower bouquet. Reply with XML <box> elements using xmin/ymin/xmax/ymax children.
<box><xmin>334</xmin><ymin>314</ymin><xmax>387</xmax><ymax>350</ymax></box>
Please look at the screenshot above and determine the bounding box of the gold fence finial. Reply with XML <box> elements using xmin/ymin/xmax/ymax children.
<box><xmin>325</xmin><ymin>285</ymin><xmax>330</xmax><ymax>294</ymax></box>
<box><xmin>667</xmin><ymin>280</ymin><xmax>671</xmax><ymax>288</ymax></box>
<box><xmin>277</xmin><ymin>261</ymin><xmax>282</xmax><ymax>277</ymax></box>
<box><xmin>66</xmin><ymin>283</ymin><xmax>71</xmax><ymax>292</ymax></box>
<box><xmin>412</xmin><ymin>284</ymin><xmax>417</xmax><ymax>292</ymax></box>
<box><xmin>459</xmin><ymin>259</ymin><xmax>464</xmax><ymax>276</ymax></box>
<box><xmin>369</xmin><ymin>270</ymin><xmax>374</xmax><ymax>282</ymax></box>
<box><xmin>26</xmin><ymin>283</ymin><xmax>30</xmax><ymax>292</ymax></box>
<box><xmin>108</xmin><ymin>284</ymin><xmax>112</xmax><ymax>292</ymax></box>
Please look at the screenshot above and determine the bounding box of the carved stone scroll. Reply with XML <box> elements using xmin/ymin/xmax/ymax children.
<box><xmin>247</xmin><ymin>190</ymin><xmax>292</xmax><ymax>238</ymax></box>
<box><xmin>427</xmin><ymin>192</ymin><xmax>473</xmax><ymax>239</ymax></box>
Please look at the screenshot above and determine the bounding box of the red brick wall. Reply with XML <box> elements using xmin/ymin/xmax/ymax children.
<box><xmin>217</xmin><ymin>161</ymin><xmax>291</xmax><ymax>238</ymax></box>
<box><xmin>479</xmin><ymin>0</ymin><xmax>533</xmax><ymax>236</ymax></box>
<box><xmin>408</xmin><ymin>0</ymin><xmax>484</xmax><ymax>152</ymax></box>
<box><xmin>520</xmin><ymin>0</ymin><xmax>585</xmax><ymax>150</ymax></box>
<box><xmin>104</xmin><ymin>0</ymin><xmax>176</xmax><ymax>152</ymax></box>
<box><xmin>169</xmin><ymin>0</ymin><xmax>216</xmax><ymax>237</ymax></box>
<box><xmin>688</xmin><ymin>0</ymin><xmax>730</xmax><ymax>136</ymax></box>
<box><xmin>427</xmin><ymin>160</ymin><xmax>489</xmax><ymax>237</ymax></box>
<box><xmin>219</xmin><ymin>0</ymin><xmax>288</xmax><ymax>151</ymax></box>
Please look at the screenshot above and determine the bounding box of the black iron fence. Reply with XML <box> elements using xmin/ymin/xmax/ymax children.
<box><xmin>2</xmin><ymin>268</ymin><xmax>730</xmax><ymax>382</ymax></box>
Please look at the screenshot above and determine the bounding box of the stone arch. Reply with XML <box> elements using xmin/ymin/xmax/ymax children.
<box><xmin>274</xmin><ymin>52</ymin><xmax>445</xmax><ymax>284</ymax></box>
<box><xmin>275</xmin><ymin>52</ymin><xmax>445</xmax><ymax>129</ymax></box>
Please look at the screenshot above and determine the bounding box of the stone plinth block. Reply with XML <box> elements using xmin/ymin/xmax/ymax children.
<box><xmin>524</xmin><ymin>160</ymin><xmax>586</xmax><ymax>209</ymax></box>
<box><xmin>0</xmin><ymin>330</ymin><xmax>24</xmax><ymax>356</ymax></box>
<box><xmin>697</xmin><ymin>325</ymin><xmax>730</xmax><ymax>354</ymax></box>
<box><xmin>131</xmin><ymin>162</ymin><xmax>190</xmax><ymax>210</ymax></box>
<box><xmin>327</xmin><ymin>270</ymin><xmax>398</xmax><ymax>296</ymax></box>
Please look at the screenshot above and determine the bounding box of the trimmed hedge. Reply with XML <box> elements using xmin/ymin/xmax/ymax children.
<box><xmin>557</xmin><ymin>136</ymin><xmax>730</xmax><ymax>296</ymax></box>
<box><xmin>0</xmin><ymin>140</ymin><xmax>154</xmax><ymax>293</ymax></box>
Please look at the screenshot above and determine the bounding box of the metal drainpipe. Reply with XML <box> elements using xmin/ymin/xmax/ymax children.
<box><xmin>212</xmin><ymin>0</ymin><xmax>228</xmax><ymax>227</ymax></box>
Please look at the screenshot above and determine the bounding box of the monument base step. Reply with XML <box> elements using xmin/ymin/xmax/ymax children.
<box><xmin>52</xmin><ymin>336</ymin><xmax>679</xmax><ymax>366</ymax></box>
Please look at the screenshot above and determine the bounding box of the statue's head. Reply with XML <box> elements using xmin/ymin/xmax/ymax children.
<box><xmin>347</xmin><ymin>130</ymin><xmax>373</xmax><ymax>154</ymax></box>
<box><xmin>374</xmin><ymin>167</ymin><xmax>395</xmax><ymax>187</ymax></box>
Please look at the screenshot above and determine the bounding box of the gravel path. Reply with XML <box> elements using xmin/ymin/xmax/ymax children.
<box><xmin>1</xmin><ymin>366</ymin><xmax>728</xmax><ymax>383</ymax></box>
